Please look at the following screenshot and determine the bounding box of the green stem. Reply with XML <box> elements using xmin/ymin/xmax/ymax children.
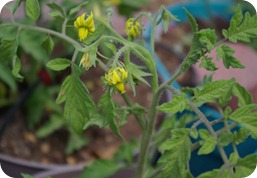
<box><xmin>62</xmin><ymin>18</ymin><xmax>69</xmax><ymax>35</ymax></box>
<box><xmin>0</xmin><ymin>23</ymin><xmax>82</xmax><ymax>48</ymax></box>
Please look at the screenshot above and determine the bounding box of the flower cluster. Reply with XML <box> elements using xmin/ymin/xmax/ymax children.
<box><xmin>105</xmin><ymin>67</ymin><xmax>128</xmax><ymax>93</ymax></box>
<box><xmin>74</xmin><ymin>13</ymin><xmax>95</xmax><ymax>41</ymax></box>
<box><xmin>125</xmin><ymin>18</ymin><xmax>141</xmax><ymax>38</ymax></box>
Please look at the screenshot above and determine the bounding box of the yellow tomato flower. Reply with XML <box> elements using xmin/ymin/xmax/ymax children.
<box><xmin>79</xmin><ymin>52</ymin><xmax>91</xmax><ymax>70</ymax></box>
<box><xmin>105</xmin><ymin>67</ymin><xmax>128</xmax><ymax>93</ymax></box>
<box><xmin>74</xmin><ymin>13</ymin><xmax>95</xmax><ymax>41</ymax></box>
<box><xmin>125</xmin><ymin>18</ymin><xmax>141</xmax><ymax>38</ymax></box>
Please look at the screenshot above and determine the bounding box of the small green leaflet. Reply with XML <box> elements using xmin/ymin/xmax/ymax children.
<box><xmin>56</xmin><ymin>75</ymin><xmax>71</xmax><ymax>104</ymax></box>
<box><xmin>0</xmin><ymin>38</ymin><xmax>17</xmax><ymax>63</ymax></box>
<box><xmin>69</xmin><ymin>1</ymin><xmax>88</xmax><ymax>17</ymax></box>
<box><xmin>4</xmin><ymin>0</ymin><xmax>22</xmax><ymax>15</ymax></box>
<box><xmin>126</xmin><ymin>62</ymin><xmax>151</xmax><ymax>87</ymax></box>
<box><xmin>216</xmin><ymin>45</ymin><xmax>244</xmax><ymax>69</ymax></box>
<box><xmin>229</xmin><ymin>104</ymin><xmax>257</xmax><ymax>137</ymax></box>
<box><xmin>47</xmin><ymin>2</ymin><xmax>66</xmax><ymax>18</ymax></box>
<box><xmin>218</xmin><ymin>132</ymin><xmax>234</xmax><ymax>147</ymax></box>
<box><xmin>12</xmin><ymin>56</ymin><xmax>24</xmax><ymax>82</ymax></box>
<box><xmin>0</xmin><ymin>62</ymin><xmax>16</xmax><ymax>91</ymax></box>
<box><xmin>199</xmin><ymin>129</ymin><xmax>210</xmax><ymax>140</ymax></box>
<box><xmin>41</xmin><ymin>36</ymin><xmax>54</xmax><ymax>55</ymax></box>
<box><xmin>46</xmin><ymin>58</ymin><xmax>71</xmax><ymax>71</ymax></box>
<box><xmin>193</xmin><ymin>79</ymin><xmax>235</xmax><ymax>106</ymax></box>
<box><xmin>233</xmin><ymin>128</ymin><xmax>250</xmax><ymax>145</ymax></box>
<box><xmin>26</xmin><ymin>0</ymin><xmax>40</xmax><ymax>22</ymax></box>
<box><xmin>232</xmin><ymin>83</ymin><xmax>253</xmax><ymax>107</ymax></box>
<box><xmin>184</xmin><ymin>8</ymin><xmax>198</xmax><ymax>33</ymax></box>
<box><xmin>158</xmin><ymin>129</ymin><xmax>191</xmax><ymax>178</ymax></box>
<box><xmin>223</xmin><ymin>5</ymin><xmax>257</xmax><ymax>43</ymax></box>
<box><xmin>199</xmin><ymin>56</ymin><xmax>217</xmax><ymax>71</ymax></box>
<box><xmin>198</xmin><ymin>136</ymin><xmax>217</xmax><ymax>155</ymax></box>
<box><xmin>157</xmin><ymin>93</ymin><xmax>188</xmax><ymax>114</ymax></box>
<box><xmin>196</xmin><ymin>29</ymin><xmax>217</xmax><ymax>52</ymax></box>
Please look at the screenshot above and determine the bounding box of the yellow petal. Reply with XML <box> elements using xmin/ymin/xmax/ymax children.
<box><xmin>116</xmin><ymin>82</ymin><xmax>126</xmax><ymax>93</ymax></box>
<box><xmin>84</xmin><ymin>13</ymin><xmax>94</xmax><ymax>27</ymax></box>
<box><xmin>112</xmin><ymin>70</ymin><xmax>121</xmax><ymax>84</ymax></box>
<box><xmin>78</xmin><ymin>28</ymin><xmax>88</xmax><ymax>40</ymax></box>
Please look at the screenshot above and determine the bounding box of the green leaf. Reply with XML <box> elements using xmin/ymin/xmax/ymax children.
<box><xmin>198</xmin><ymin>136</ymin><xmax>217</xmax><ymax>155</ymax></box>
<box><xmin>184</xmin><ymin>8</ymin><xmax>198</xmax><ymax>33</ymax></box>
<box><xmin>64</xmin><ymin>73</ymin><xmax>95</xmax><ymax>133</ymax></box>
<box><xmin>233</xmin><ymin>128</ymin><xmax>250</xmax><ymax>145</ymax></box>
<box><xmin>232</xmin><ymin>83</ymin><xmax>253</xmax><ymax>107</ymax></box>
<box><xmin>198</xmin><ymin>169</ymin><xmax>230</xmax><ymax>178</ymax></box>
<box><xmin>158</xmin><ymin>129</ymin><xmax>191</xmax><ymax>178</ymax></box>
<box><xmin>235</xmin><ymin>154</ymin><xmax>257</xmax><ymax>178</ymax></box>
<box><xmin>199</xmin><ymin>129</ymin><xmax>210</xmax><ymax>139</ymax></box>
<box><xmin>0</xmin><ymin>38</ymin><xmax>17</xmax><ymax>63</ymax></box>
<box><xmin>41</xmin><ymin>36</ymin><xmax>54</xmax><ymax>55</ymax></box>
<box><xmin>126</xmin><ymin>62</ymin><xmax>151</xmax><ymax>87</ymax></box>
<box><xmin>157</xmin><ymin>93</ymin><xmax>188</xmax><ymax>114</ymax></box>
<box><xmin>11</xmin><ymin>56</ymin><xmax>24</xmax><ymax>82</ymax></box>
<box><xmin>66</xmin><ymin>130</ymin><xmax>88</xmax><ymax>154</ymax></box>
<box><xmin>5</xmin><ymin>0</ymin><xmax>22</xmax><ymax>15</ymax></box>
<box><xmin>196</xmin><ymin>29</ymin><xmax>217</xmax><ymax>51</ymax></box>
<box><xmin>189</xmin><ymin>128</ymin><xmax>198</xmax><ymax>139</ymax></box>
<box><xmin>25</xmin><ymin>0</ymin><xmax>40</xmax><ymax>22</ymax></box>
<box><xmin>0</xmin><ymin>62</ymin><xmax>16</xmax><ymax>91</ymax></box>
<box><xmin>46</xmin><ymin>58</ymin><xmax>71</xmax><ymax>71</ymax></box>
<box><xmin>56</xmin><ymin>76</ymin><xmax>71</xmax><ymax>104</ymax></box>
<box><xmin>36</xmin><ymin>114</ymin><xmax>65</xmax><ymax>138</ymax></box>
<box><xmin>193</xmin><ymin>79</ymin><xmax>235</xmax><ymax>106</ymax></box>
<box><xmin>216</xmin><ymin>45</ymin><xmax>244</xmax><ymax>69</ymax></box>
<box><xmin>229</xmin><ymin>104</ymin><xmax>257</xmax><ymax>137</ymax></box>
<box><xmin>222</xmin><ymin>5</ymin><xmax>257</xmax><ymax>43</ymax></box>
<box><xmin>218</xmin><ymin>132</ymin><xmax>234</xmax><ymax>147</ymax></box>
<box><xmin>69</xmin><ymin>1</ymin><xmax>89</xmax><ymax>17</ymax></box>
<box><xmin>98</xmin><ymin>92</ymin><xmax>125</xmax><ymax>141</ymax></box>
<box><xmin>47</xmin><ymin>2</ymin><xmax>66</xmax><ymax>18</ymax></box>
<box><xmin>199</xmin><ymin>56</ymin><xmax>217</xmax><ymax>71</ymax></box>
<box><xmin>79</xmin><ymin>159</ymin><xmax>122</xmax><ymax>178</ymax></box>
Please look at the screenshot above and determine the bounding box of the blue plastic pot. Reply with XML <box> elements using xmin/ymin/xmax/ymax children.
<box><xmin>144</xmin><ymin>1</ymin><xmax>257</xmax><ymax>176</ymax></box>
